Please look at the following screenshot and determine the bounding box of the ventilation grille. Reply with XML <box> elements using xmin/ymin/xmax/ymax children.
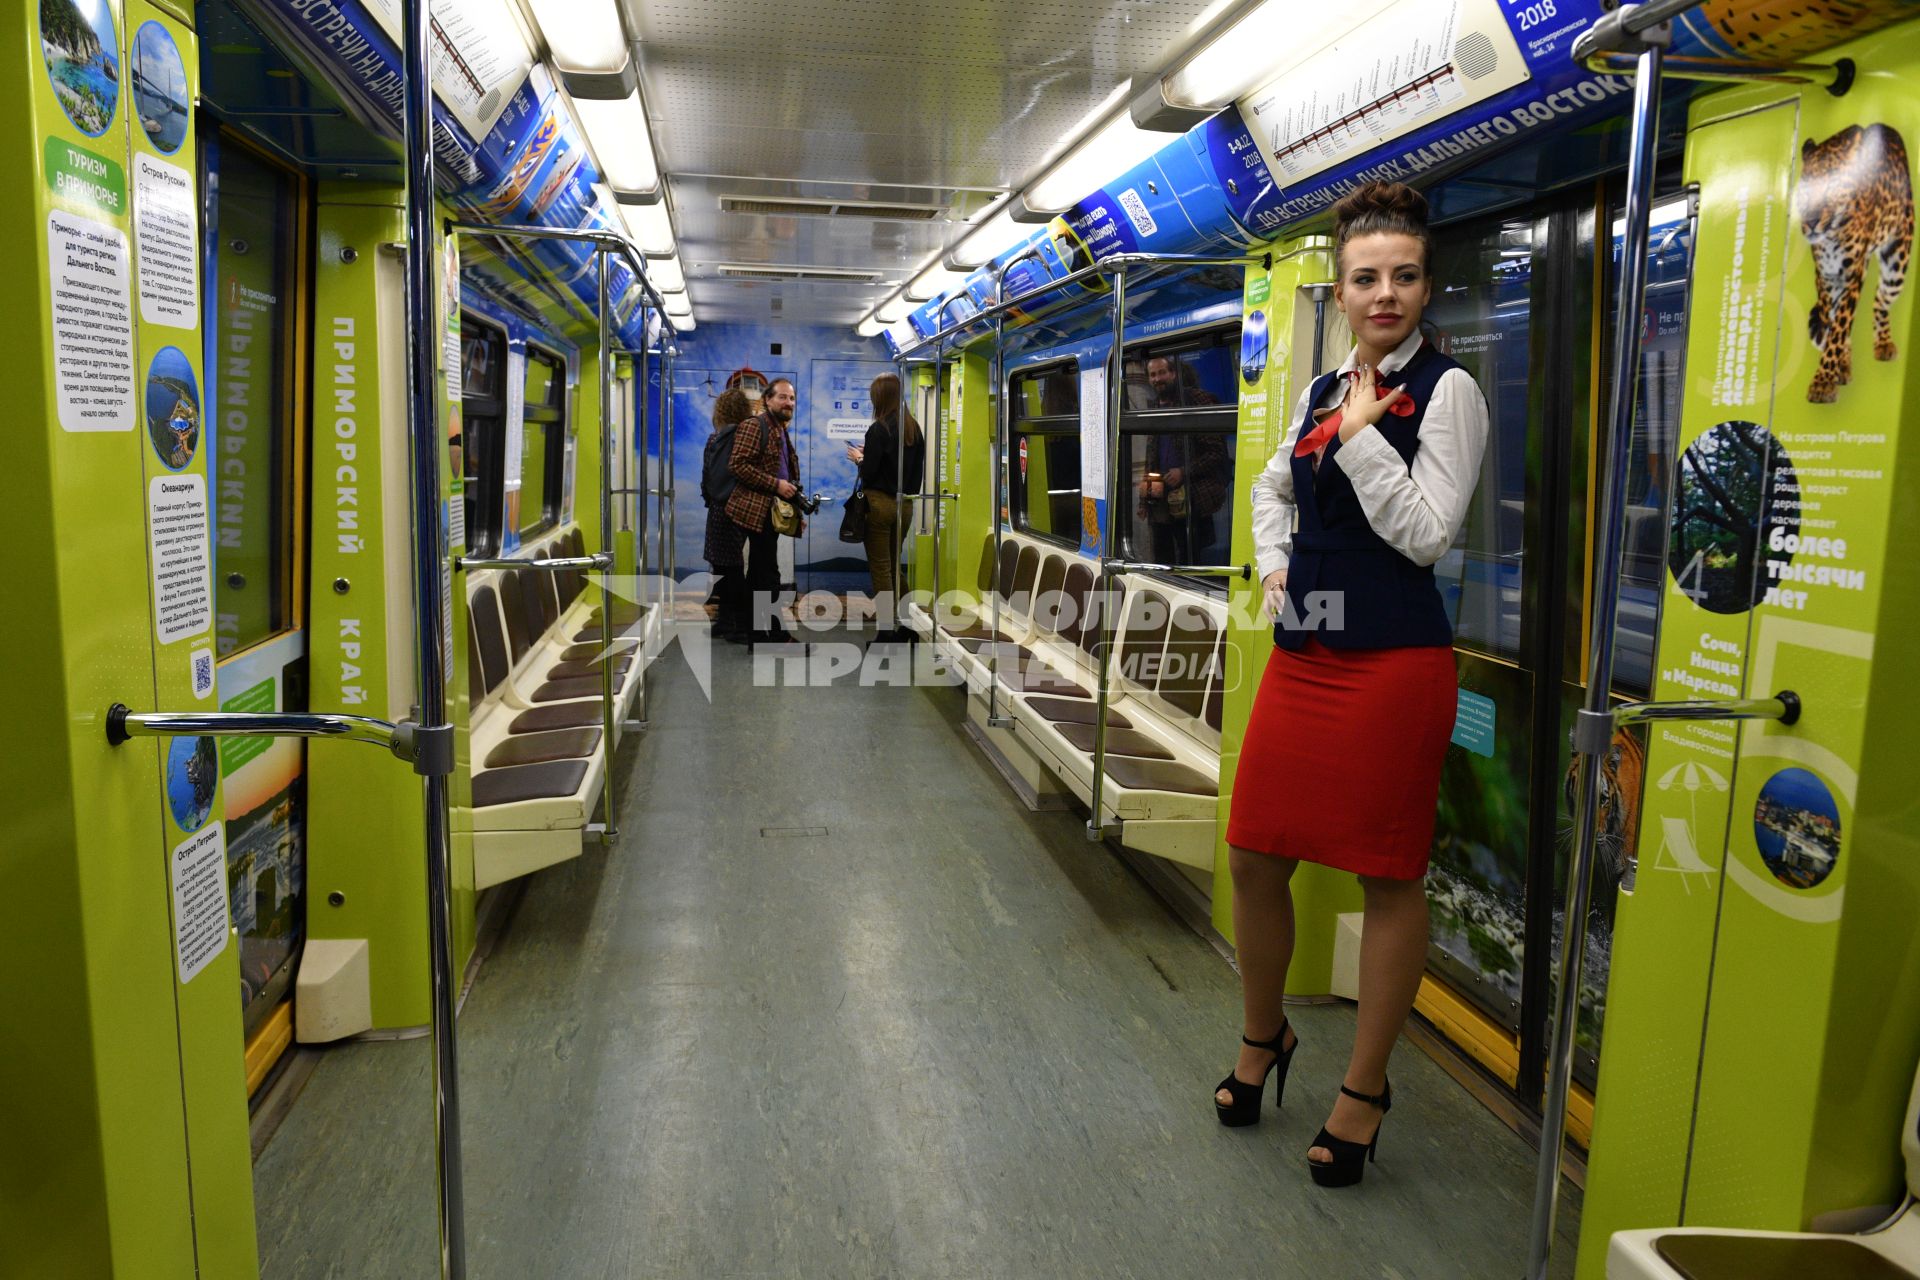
<box><xmin>719</xmin><ymin>195</ymin><xmax>942</xmax><ymax>221</ymax></box>
<box><xmin>717</xmin><ymin>264</ymin><xmax>886</xmax><ymax>283</ymax></box>
<box><xmin>1454</xmin><ymin>32</ymin><xmax>1498</xmax><ymax>80</ymax></box>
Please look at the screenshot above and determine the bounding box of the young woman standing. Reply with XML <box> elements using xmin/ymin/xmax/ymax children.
<box><xmin>1213</xmin><ymin>182</ymin><xmax>1490</xmax><ymax>1187</ymax></box>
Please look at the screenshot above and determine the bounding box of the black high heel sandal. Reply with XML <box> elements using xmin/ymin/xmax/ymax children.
<box><xmin>1306</xmin><ymin>1080</ymin><xmax>1392</xmax><ymax>1187</ymax></box>
<box><xmin>1212</xmin><ymin>1022</ymin><xmax>1298</xmax><ymax>1128</ymax></box>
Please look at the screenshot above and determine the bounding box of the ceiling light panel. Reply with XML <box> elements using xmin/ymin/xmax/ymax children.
<box><xmin>526</xmin><ymin>0</ymin><xmax>628</xmax><ymax>75</ymax></box>
<box><xmin>1027</xmin><ymin>106</ymin><xmax>1167</xmax><ymax>211</ymax></box>
<box><xmin>950</xmin><ymin>204</ymin><xmax>1026</xmax><ymax>270</ymax></box>
<box><xmin>622</xmin><ymin>199</ymin><xmax>675</xmax><ymax>256</ymax></box>
<box><xmin>1164</xmin><ymin>1</ymin><xmax>1391</xmax><ymax>111</ymax></box>
<box><xmin>574</xmin><ymin>93</ymin><xmax>658</xmax><ymax>193</ymax></box>
<box><xmin>648</xmin><ymin>255</ymin><xmax>686</xmax><ymax>292</ymax></box>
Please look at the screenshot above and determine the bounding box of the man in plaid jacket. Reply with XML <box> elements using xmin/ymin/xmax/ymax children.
<box><xmin>726</xmin><ymin>378</ymin><xmax>802</xmax><ymax>642</ymax></box>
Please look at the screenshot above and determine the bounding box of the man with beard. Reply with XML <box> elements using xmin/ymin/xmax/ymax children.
<box><xmin>725</xmin><ymin>377</ymin><xmax>803</xmax><ymax>644</ymax></box>
<box><xmin>1136</xmin><ymin>355</ymin><xmax>1229</xmax><ymax>564</ymax></box>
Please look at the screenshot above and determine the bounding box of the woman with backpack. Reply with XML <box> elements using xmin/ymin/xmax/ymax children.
<box><xmin>844</xmin><ymin>373</ymin><xmax>923</xmax><ymax>640</ymax></box>
<box><xmin>702</xmin><ymin>389</ymin><xmax>754</xmax><ymax>642</ymax></box>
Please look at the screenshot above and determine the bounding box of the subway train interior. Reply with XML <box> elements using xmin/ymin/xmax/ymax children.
<box><xmin>9</xmin><ymin>0</ymin><xmax>1920</xmax><ymax>1276</ymax></box>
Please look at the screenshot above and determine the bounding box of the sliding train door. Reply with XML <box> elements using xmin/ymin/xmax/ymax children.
<box><xmin>201</xmin><ymin>130</ymin><xmax>312</xmax><ymax>1094</ymax></box>
<box><xmin>1422</xmin><ymin>181</ymin><xmax>1693</xmax><ymax>1104</ymax></box>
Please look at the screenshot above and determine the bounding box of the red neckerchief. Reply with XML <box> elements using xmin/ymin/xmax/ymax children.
<box><xmin>1294</xmin><ymin>350</ymin><xmax>1421</xmax><ymax>466</ymax></box>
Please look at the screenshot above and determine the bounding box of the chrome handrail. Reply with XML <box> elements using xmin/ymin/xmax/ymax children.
<box><xmin>896</xmin><ymin>251</ymin><xmax>1266</xmax><ymax>358</ymax></box>
<box><xmin>985</xmin><ymin>246</ymin><xmax>1045</xmax><ymax>729</ymax></box>
<box><xmin>455</xmin><ymin>553</ymin><xmax>612</xmax><ymax>572</ymax></box>
<box><xmin>1104</xmin><ymin>560</ymin><xmax>1251</xmax><ymax>579</ymax></box>
<box><xmin>401</xmin><ymin>4</ymin><xmax>464</xmax><ymax>1273</ymax></box>
<box><xmin>104</xmin><ymin>706</ymin><xmax>437</xmax><ymax>768</ymax></box>
<box><xmin>1571</xmin><ymin>1</ymin><xmax>1852</xmax><ymax>87</ymax></box>
<box><xmin>1087</xmin><ymin>264</ymin><xmax>1130</xmax><ymax>842</ymax></box>
<box><xmin>443</xmin><ymin>220</ymin><xmax>683</xmax><ymax>336</ymax></box>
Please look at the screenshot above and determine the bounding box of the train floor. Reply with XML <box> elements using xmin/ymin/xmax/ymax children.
<box><xmin>253</xmin><ymin>622</ymin><xmax>1580</xmax><ymax>1279</ymax></box>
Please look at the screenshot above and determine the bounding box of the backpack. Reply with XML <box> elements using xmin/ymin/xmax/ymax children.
<box><xmin>702</xmin><ymin>421</ymin><xmax>740</xmax><ymax>508</ymax></box>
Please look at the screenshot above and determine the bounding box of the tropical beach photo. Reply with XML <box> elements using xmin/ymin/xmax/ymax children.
<box><xmin>41</xmin><ymin>0</ymin><xmax>119</xmax><ymax>137</ymax></box>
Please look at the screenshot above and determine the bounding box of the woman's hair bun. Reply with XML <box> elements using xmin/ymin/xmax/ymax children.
<box><xmin>1332</xmin><ymin>181</ymin><xmax>1432</xmax><ymax>272</ymax></box>
<box><xmin>1333</xmin><ymin>181</ymin><xmax>1429</xmax><ymax>232</ymax></box>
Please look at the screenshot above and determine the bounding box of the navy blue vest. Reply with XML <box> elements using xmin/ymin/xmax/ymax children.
<box><xmin>1275</xmin><ymin>341</ymin><xmax>1460</xmax><ymax>651</ymax></box>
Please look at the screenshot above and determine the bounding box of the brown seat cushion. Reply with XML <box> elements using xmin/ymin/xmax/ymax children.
<box><xmin>1025</xmin><ymin>697</ymin><xmax>1132</xmax><ymax>728</ymax></box>
<box><xmin>997</xmin><ymin>667</ymin><xmax>1089</xmax><ymax>697</ymax></box>
<box><xmin>559</xmin><ymin>639</ymin><xmax>640</xmax><ymax>662</ymax></box>
<box><xmin>1654</xmin><ymin>1234</ymin><xmax>1914</xmax><ymax>1280</ymax></box>
<box><xmin>956</xmin><ymin>639</ymin><xmax>1033</xmax><ymax>661</ymax></box>
<box><xmin>532</xmin><ymin>675</ymin><xmax>612</xmax><ymax>703</ymax></box>
<box><xmin>509</xmin><ymin>702</ymin><xmax>607</xmax><ymax>733</ymax></box>
<box><xmin>472</xmin><ymin>759</ymin><xmax>589</xmax><ymax>807</ymax></box>
<box><xmin>1053</xmin><ymin>723</ymin><xmax>1175</xmax><ymax>760</ymax></box>
<box><xmin>941</xmin><ymin>622</ymin><xmax>1014</xmax><ymax>643</ymax></box>
<box><xmin>1102</xmin><ymin>755</ymin><xmax>1217</xmax><ymax>796</ymax></box>
<box><xmin>544</xmin><ymin>654</ymin><xmax>634</xmax><ymax>681</ymax></box>
<box><xmin>585</xmin><ymin>602</ymin><xmax>648</xmax><ymax>627</ymax></box>
<box><xmin>572</xmin><ymin>613</ymin><xmax>649</xmax><ymax>644</ymax></box>
<box><xmin>484</xmin><ymin>728</ymin><xmax>600</xmax><ymax>768</ymax></box>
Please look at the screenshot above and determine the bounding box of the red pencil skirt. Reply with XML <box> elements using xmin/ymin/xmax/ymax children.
<box><xmin>1226</xmin><ymin>638</ymin><xmax>1457</xmax><ymax>880</ymax></box>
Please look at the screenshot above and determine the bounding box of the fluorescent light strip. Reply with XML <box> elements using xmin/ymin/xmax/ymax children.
<box><xmin>857</xmin><ymin>316</ymin><xmax>887</xmax><ymax>338</ymax></box>
<box><xmin>950</xmin><ymin>203</ymin><xmax>1025</xmax><ymax>270</ymax></box>
<box><xmin>1164</xmin><ymin>1</ymin><xmax>1390</xmax><ymax>112</ymax></box>
<box><xmin>573</xmin><ymin>93</ymin><xmax>658</xmax><ymax>193</ymax></box>
<box><xmin>525</xmin><ymin>0</ymin><xmax>627</xmax><ymax>76</ymax></box>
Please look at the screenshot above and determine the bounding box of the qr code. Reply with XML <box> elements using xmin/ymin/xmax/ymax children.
<box><xmin>1118</xmin><ymin>188</ymin><xmax>1158</xmax><ymax>239</ymax></box>
<box><xmin>190</xmin><ymin>648</ymin><xmax>215</xmax><ymax>699</ymax></box>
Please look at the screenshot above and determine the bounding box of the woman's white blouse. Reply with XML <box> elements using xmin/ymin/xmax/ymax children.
<box><xmin>1250</xmin><ymin>329</ymin><xmax>1491</xmax><ymax>584</ymax></box>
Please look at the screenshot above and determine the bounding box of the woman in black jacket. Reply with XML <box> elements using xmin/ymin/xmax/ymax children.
<box><xmin>845</xmin><ymin>373</ymin><xmax>923</xmax><ymax>639</ymax></box>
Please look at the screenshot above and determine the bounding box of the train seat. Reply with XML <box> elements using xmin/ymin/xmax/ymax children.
<box><xmin>944</xmin><ymin>532</ymin><xmax>1225</xmax><ymax>869</ymax></box>
<box><xmin>480</xmin><ymin>541</ymin><xmax>646</xmax><ymax>720</ymax></box>
<box><xmin>1607</xmin><ymin>1054</ymin><xmax>1920</xmax><ymax>1279</ymax></box>
<box><xmin>484</xmin><ymin>728</ymin><xmax>602</xmax><ymax>768</ymax></box>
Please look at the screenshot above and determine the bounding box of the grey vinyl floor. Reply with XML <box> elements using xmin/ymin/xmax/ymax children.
<box><xmin>254</xmin><ymin>627</ymin><xmax>1578</xmax><ymax>1279</ymax></box>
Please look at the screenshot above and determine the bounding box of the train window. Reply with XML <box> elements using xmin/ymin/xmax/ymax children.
<box><xmin>207</xmin><ymin>141</ymin><xmax>303</xmax><ymax>658</ymax></box>
<box><xmin>516</xmin><ymin>345</ymin><xmax>567</xmax><ymax>540</ymax></box>
<box><xmin>1118</xmin><ymin>329</ymin><xmax>1239</xmax><ymax>578</ymax></box>
<box><xmin>458</xmin><ymin>313</ymin><xmax>509</xmax><ymax>556</ymax></box>
<box><xmin>1008</xmin><ymin>360</ymin><xmax>1082</xmax><ymax>546</ymax></box>
<box><xmin>1426</xmin><ymin>216</ymin><xmax>1536</xmax><ymax>662</ymax></box>
<box><xmin>1605</xmin><ymin>191</ymin><xmax>1693</xmax><ymax>695</ymax></box>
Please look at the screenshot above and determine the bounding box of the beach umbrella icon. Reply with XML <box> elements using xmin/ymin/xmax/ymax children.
<box><xmin>1652</xmin><ymin>759</ymin><xmax>1731</xmax><ymax>889</ymax></box>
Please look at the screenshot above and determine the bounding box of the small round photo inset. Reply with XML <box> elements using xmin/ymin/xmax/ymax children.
<box><xmin>40</xmin><ymin>0</ymin><xmax>121</xmax><ymax>138</ymax></box>
<box><xmin>1752</xmin><ymin>766</ymin><xmax>1841</xmax><ymax>889</ymax></box>
<box><xmin>1668</xmin><ymin>419</ymin><xmax>1799</xmax><ymax>614</ymax></box>
<box><xmin>166</xmin><ymin>735</ymin><xmax>220</xmax><ymax>834</ymax></box>
<box><xmin>145</xmin><ymin>345</ymin><xmax>201</xmax><ymax>471</ymax></box>
<box><xmin>132</xmin><ymin>21</ymin><xmax>189</xmax><ymax>153</ymax></box>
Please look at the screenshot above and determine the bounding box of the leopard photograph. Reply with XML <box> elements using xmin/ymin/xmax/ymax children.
<box><xmin>1795</xmin><ymin>122</ymin><xmax>1914</xmax><ymax>404</ymax></box>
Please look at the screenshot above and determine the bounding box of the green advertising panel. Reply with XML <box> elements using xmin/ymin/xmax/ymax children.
<box><xmin>1580</xmin><ymin>19</ymin><xmax>1920</xmax><ymax>1275</ymax></box>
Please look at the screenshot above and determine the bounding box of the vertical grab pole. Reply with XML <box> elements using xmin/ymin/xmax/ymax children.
<box><xmin>663</xmin><ymin>345</ymin><xmax>677</xmax><ymax>617</ymax></box>
<box><xmin>985</xmin><ymin>275</ymin><xmax>1007</xmax><ymax>725</ymax></box>
<box><xmin>398</xmin><ymin>2</ymin><xmax>464</xmax><ymax>1274</ymax></box>
<box><xmin>891</xmin><ymin>355</ymin><xmax>906</xmax><ymax>635</ymax></box>
<box><xmin>1526</xmin><ymin>32</ymin><xmax>1666</xmax><ymax>1280</ymax></box>
<box><xmin>1086</xmin><ymin>265</ymin><xmax>1128</xmax><ymax>841</ymax></box>
<box><xmin>930</xmin><ymin>339</ymin><xmax>946</xmax><ymax>615</ymax></box>
<box><xmin>631</xmin><ymin>324</ymin><xmax>650</xmax><ymax>728</ymax></box>
<box><xmin>597</xmin><ymin>250</ymin><xmax>619</xmax><ymax>839</ymax></box>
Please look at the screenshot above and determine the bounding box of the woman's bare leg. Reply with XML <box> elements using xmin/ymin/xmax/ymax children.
<box><xmin>1310</xmin><ymin>873</ymin><xmax>1428</xmax><ymax>1160</ymax></box>
<box><xmin>1218</xmin><ymin>845</ymin><xmax>1299</xmax><ymax>1104</ymax></box>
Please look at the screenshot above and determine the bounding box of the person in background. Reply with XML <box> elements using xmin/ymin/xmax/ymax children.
<box><xmin>1215</xmin><ymin>181</ymin><xmax>1490</xmax><ymax>1189</ymax></box>
<box><xmin>1135</xmin><ymin>356</ymin><xmax>1228</xmax><ymax>564</ymax></box>
<box><xmin>726</xmin><ymin>377</ymin><xmax>802</xmax><ymax>645</ymax></box>
<box><xmin>845</xmin><ymin>373</ymin><xmax>924</xmax><ymax>641</ymax></box>
<box><xmin>701</xmin><ymin>388</ymin><xmax>755</xmax><ymax>643</ymax></box>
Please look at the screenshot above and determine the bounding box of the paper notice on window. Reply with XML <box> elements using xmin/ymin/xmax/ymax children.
<box><xmin>1078</xmin><ymin>367</ymin><xmax>1108</xmax><ymax>504</ymax></box>
<box><xmin>149</xmin><ymin>474</ymin><xmax>213</xmax><ymax>644</ymax></box>
<box><xmin>47</xmin><ymin>209</ymin><xmax>135</xmax><ymax>431</ymax></box>
<box><xmin>361</xmin><ymin>0</ymin><xmax>533</xmax><ymax>140</ymax></box>
<box><xmin>134</xmin><ymin>155</ymin><xmax>198</xmax><ymax>327</ymax></box>
<box><xmin>171</xmin><ymin>825</ymin><xmax>229</xmax><ymax>984</ymax></box>
<box><xmin>503</xmin><ymin>350</ymin><xmax>526</xmax><ymax>490</ymax></box>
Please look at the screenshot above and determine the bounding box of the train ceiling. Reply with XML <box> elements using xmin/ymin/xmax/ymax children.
<box><xmin>617</xmin><ymin>0</ymin><xmax>1234</xmax><ymax>327</ymax></box>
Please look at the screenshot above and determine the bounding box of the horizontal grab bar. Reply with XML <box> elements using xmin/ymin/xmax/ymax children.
<box><xmin>1572</xmin><ymin>691</ymin><xmax>1800</xmax><ymax>753</ymax></box>
<box><xmin>1103</xmin><ymin>560</ymin><xmax>1252</xmax><ymax>580</ymax></box>
<box><xmin>456</xmin><ymin>553</ymin><xmax>612</xmax><ymax>573</ymax></box>
<box><xmin>1570</xmin><ymin>2</ymin><xmax>1850</xmax><ymax>87</ymax></box>
<box><xmin>919</xmin><ymin>491</ymin><xmax>960</xmax><ymax>503</ymax></box>
<box><xmin>104</xmin><ymin>705</ymin><xmax>451</xmax><ymax>773</ymax></box>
